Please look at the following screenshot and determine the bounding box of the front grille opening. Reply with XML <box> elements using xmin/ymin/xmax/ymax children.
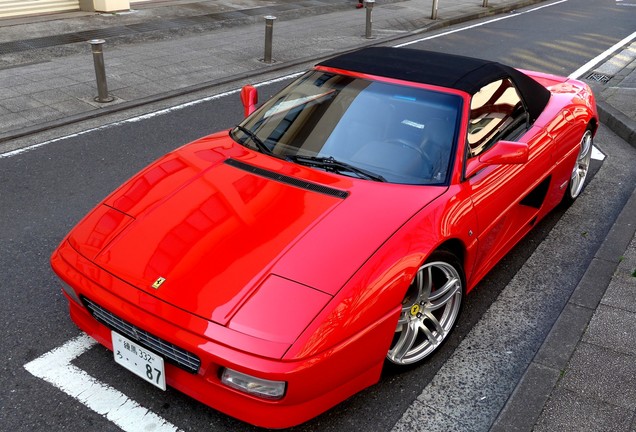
<box><xmin>83</xmin><ymin>297</ymin><xmax>201</xmax><ymax>374</ymax></box>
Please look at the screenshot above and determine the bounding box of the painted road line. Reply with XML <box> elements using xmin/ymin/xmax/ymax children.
<box><xmin>569</xmin><ymin>30</ymin><xmax>636</xmax><ymax>79</ymax></box>
<box><xmin>0</xmin><ymin>72</ymin><xmax>304</xmax><ymax>160</ymax></box>
<box><xmin>592</xmin><ymin>146</ymin><xmax>606</xmax><ymax>161</ymax></box>
<box><xmin>394</xmin><ymin>0</ymin><xmax>569</xmax><ymax>48</ymax></box>
<box><xmin>24</xmin><ymin>334</ymin><xmax>181</xmax><ymax>432</ymax></box>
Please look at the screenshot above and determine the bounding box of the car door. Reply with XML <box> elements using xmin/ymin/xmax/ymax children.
<box><xmin>462</xmin><ymin>78</ymin><xmax>554</xmax><ymax>282</ymax></box>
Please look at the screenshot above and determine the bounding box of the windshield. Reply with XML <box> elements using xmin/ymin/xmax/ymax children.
<box><xmin>232</xmin><ymin>71</ymin><xmax>462</xmax><ymax>185</ymax></box>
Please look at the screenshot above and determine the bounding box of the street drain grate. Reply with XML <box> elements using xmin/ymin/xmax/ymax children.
<box><xmin>586</xmin><ymin>72</ymin><xmax>612</xmax><ymax>83</ymax></box>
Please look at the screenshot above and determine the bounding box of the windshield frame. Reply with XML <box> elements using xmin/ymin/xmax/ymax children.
<box><xmin>231</xmin><ymin>68</ymin><xmax>465</xmax><ymax>186</ymax></box>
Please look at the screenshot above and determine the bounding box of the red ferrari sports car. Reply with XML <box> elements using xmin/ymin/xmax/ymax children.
<box><xmin>51</xmin><ymin>47</ymin><xmax>597</xmax><ymax>428</ymax></box>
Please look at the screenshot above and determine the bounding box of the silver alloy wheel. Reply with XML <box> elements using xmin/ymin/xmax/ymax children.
<box><xmin>387</xmin><ymin>260</ymin><xmax>462</xmax><ymax>365</ymax></box>
<box><xmin>569</xmin><ymin>129</ymin><xmax>593</xmax><ymax>199</ymax></box>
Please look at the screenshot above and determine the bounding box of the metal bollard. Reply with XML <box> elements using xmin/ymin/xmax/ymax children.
<box><xmin>364</xmin><ymin>0</ymin><xmax>375</xmax><ymax>39</ymax></box>
<box><xmin>482</xmin><ymin>0</ymin><xmax>488</xmax><ymax>6</ymax></box>
<box><xmin>431</xmin><ymin>0</ymin><xmax>438</xmax><ymax>19</ymax></box>
<box><xmin>263</xmin><ymin>16</ymin><xmax>276</xmax><ymax>64</ymax></box>
<box><xmin>88</xmin><ymin>39</ymin><xmax>114</xmax><ymax>103</ymax></box>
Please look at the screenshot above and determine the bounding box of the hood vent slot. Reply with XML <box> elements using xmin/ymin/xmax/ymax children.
<box><xmin>225</xmin><ymin>159</ymin><xmax>349</xmax><ymax>199</ymax></box>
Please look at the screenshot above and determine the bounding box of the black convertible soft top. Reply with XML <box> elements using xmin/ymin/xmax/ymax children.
<box><xmin>318</xmin><ymin>47</ymin><xmax>551</xmax><ymax>122</ymax></box>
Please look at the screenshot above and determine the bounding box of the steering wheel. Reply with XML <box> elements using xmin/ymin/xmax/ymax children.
<box><xmin>386</xmin><ymin>138</ymin><xmax>433</xmax><ymax>166</ymax></box>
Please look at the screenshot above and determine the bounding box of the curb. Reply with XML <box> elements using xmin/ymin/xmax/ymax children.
<box><xmin>0</xmin><ymin>0</ymin><xmax>546</xmax><ymax>145</ymax></box>
<box><xmin>491</xmin><ymin>184</ymin><xmax>636</xmax><ymax>432</ymax></box>
<box><xmin>597</xmin><ymin>99</ymin><xmax>636</xmax><ymax>148</ymax></box>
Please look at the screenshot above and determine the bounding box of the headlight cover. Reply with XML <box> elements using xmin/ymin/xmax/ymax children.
<box><xmin>60</xmin><ymin>280</ymin><xmax>81</xmax><ymax>304</ymax></box>
<box><xmin>221</xmin><ymin>368</ymin><xmax>286</xmax><ymax>400</ymax></box>
<box><xmin>228</xmin><ymin>274</ymin><xmax>331</xmax><ymax>345</ymax></box>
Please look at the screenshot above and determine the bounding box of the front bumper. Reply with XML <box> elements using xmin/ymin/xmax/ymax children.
<box><xmin>51</xmin><ymin>240</ymin><xmax>391</xmax><ymax>428</ymax></box>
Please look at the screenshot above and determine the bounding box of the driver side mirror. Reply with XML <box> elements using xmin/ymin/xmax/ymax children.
<box><xmin>465</xmin><ymin>140</ymin><xmax>529</xmax><ymax>178</ymax></box>
<box><xmin>240</xmin><ymin>85</ymin><xmax>258</xmax><ymax>118</ymax></box>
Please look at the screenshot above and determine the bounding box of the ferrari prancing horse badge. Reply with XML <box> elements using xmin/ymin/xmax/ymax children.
<box><xmin>152</xmin><ymin>277</ymin><xmax>166</xmax><ymax>289</ymax></box>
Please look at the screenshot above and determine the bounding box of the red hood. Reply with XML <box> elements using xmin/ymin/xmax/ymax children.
<box><xmin>69</xmin><ymin>133</ymin><xmax>444</xmax><ymax>326</ymax></box>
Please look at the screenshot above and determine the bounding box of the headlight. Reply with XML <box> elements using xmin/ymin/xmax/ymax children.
<box><xmin>221</xmin><ymin>368</ymin><xmax>286</xmax><ymax>400</ymax></box>
<box><xmin>60</xmin><ymin>281</ymin><xmax>81</xmax><ymax>304</ymax></box>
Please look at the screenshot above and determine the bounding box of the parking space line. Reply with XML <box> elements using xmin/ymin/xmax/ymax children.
<box><xmin>592</xmin><ymin>146</ymin><xmax>606</xmax><ymax>161</ymax></box>
<box><xmin>24</xmin><ymin>334</ymin><xmax>181</xmax><ymax>432</ymax></box>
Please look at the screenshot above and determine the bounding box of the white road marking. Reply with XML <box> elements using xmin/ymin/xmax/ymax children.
<box><xmin>569</xmin><ymin>30</ymin><xmax>636</xmax><ymax>79</ymax></box>
<box><xmin>592</xmin><ymin>145</ymin><xmax>606</xmax><ymax>161</ymax></box>
<box><xmin>0</xmin><ymin>72</ymin><xmax>304</xmax><ymax>160</ymax></box>
<box><xmin>24</xmin><ymin>334</ymin><xmax>181</xmax><ymax>432</ymax></box>
<box><xmin>394</xmin><ymin>0</ymin><xmax>570</xmax><ymax>48</ymax></box>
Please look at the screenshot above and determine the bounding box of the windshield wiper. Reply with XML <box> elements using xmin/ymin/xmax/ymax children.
<box><xmin>287</xmin><ymin>155</ymin><xmax>386</xmax><ymax>182</ymax></box>
<box><xmin>234</xmin><ymin>125</ymin><xmax>272</xmax><ymax>155</ymax></box>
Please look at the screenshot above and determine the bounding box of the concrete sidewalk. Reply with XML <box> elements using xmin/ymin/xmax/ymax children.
<box><xmin>1</xmin><ymin>1</ymin><xmax>635</xmax><ymax>432</ymax></box>
<box><xmin>0</xmin><ymin>0</ymin><xmax>544</xmax><ymax>144</ymax></box>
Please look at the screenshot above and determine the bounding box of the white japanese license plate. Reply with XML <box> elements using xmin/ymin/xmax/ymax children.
<box><xmin>112</xmin><ymin>330</ymin><xmax>166</xmax><ymax>390</ymax></box>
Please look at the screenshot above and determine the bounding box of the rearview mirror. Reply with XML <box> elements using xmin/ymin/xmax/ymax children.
<box><xmin>240</xmin><ymin>85</ymin><xmax>258</xmax><ymax>117</ymax></box>
<box><xmin>465</xmin><ymin>140</ymin><xmax>529</xmax><ymax>178</ymax></box>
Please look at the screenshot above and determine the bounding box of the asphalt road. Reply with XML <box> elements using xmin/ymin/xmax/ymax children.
<box><xmin>1</xmin><ymin>1</ymin><xmax>635</xmax><ymax>431</ymax></box>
